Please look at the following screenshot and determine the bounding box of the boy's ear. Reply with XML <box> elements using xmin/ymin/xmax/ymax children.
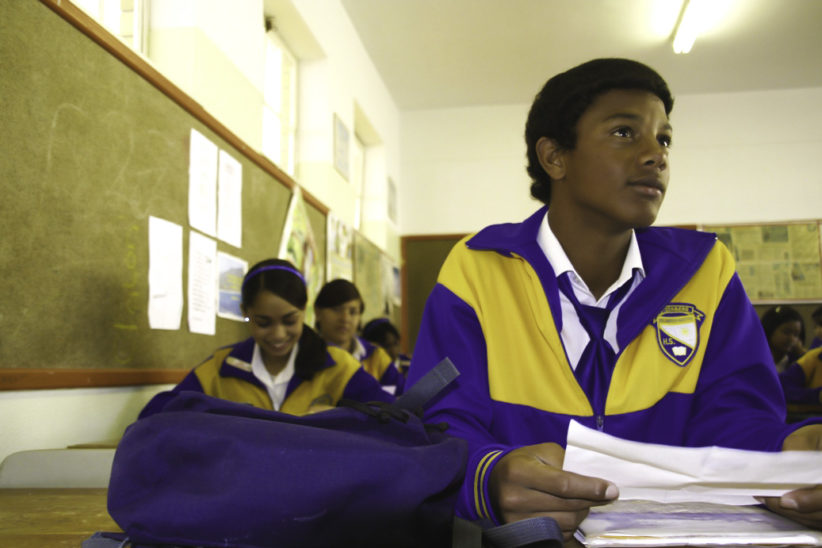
<box><xmin>536</xmin><ymin>137</ymin><xmax>566</xmax><ymax>180</ymax></box>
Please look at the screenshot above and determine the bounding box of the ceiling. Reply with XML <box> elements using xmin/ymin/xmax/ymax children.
<box><xmin>340</xmin><ymin>0</ymin><xmax>822</xmax><ymax>110</ymax></box>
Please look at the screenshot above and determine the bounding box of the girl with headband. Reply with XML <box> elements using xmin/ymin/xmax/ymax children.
<box><xmin>139</xmin><ymin>259</ymin><xmax>393</xmax><ymax>418</ymax></box>
<box><xmin>314</xmin><ymin>279</ymin><xmax>405</xmax><ymax>395</ymax></box>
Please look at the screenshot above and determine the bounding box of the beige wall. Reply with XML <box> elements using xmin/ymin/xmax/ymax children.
<box><xmin>399</xmin><ymin>87</ymin><xmax>822</xmax><ymax>235</ymax></box>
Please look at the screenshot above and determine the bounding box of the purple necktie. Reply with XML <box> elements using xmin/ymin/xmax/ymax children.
<box><xmin>556</xmin><ymin>273</ymin><xmax>632</xmax><ymax>415</ymax></box>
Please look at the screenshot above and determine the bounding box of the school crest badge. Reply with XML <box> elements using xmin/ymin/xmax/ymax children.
<box><xmin>653</xmin><ymin>303</ymin><xmax>705</xmax><ymax>367</ymax></box>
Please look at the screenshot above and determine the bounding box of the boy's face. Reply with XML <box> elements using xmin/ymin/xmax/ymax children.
<box><xmin>551</xmin><ymin>89</ymin><xmax>672</xmax><ymax>231</ymax></box>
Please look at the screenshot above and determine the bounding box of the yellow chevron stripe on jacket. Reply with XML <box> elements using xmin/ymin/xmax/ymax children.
<box><xmin>361</xmin><ymin>345</ymin><xmax>393</xmax><ymax>381</ymax></box>
<box><xmin>439</xmin><ymin>236</ymin><xmax>736</xmax><ymax>415</ymax></box>
<box><xmin>193</xmin><ymin>345</ymin><xmax>362</xmax><ymax>415</ymax></box>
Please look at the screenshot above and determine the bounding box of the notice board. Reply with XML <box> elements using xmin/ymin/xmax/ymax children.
<box><xmin>0</xmin><ymin>1</ymin><xmax>328</xmax><ymax>388</ymax></box>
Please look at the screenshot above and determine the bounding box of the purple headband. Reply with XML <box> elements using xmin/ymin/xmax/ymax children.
<box><xmin>243</xmin><ymin>265</ymin><xmax>306</xmax><ymax>289</ymax></box>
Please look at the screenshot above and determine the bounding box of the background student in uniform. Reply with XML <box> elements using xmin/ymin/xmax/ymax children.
<box><xmin>809</xmin><ymin>305</ymin><xmax>822</xmax><ymax>350</ymax></box>
<box><xmin>780</xmin><ymin>346</ymin><xmax>822</xmax><ymax>405</ymax></box>
<box><xmin>406</xmin><ymin>58</ymin><xmax>822</xmax><ymax>540</ymax></box>
<box><xmin>314</xmin><ymin>279</ymin><xmax>405</xmax><ymax>394</ymax></box>
<box><xmin>761</xmin><ymin>305</ymin><xmax>807</xmax><ymax>373</ymax></box>
<box><xmin>140</xmin><ymin>259</ymin><xmax>392</xmax><ymax>418</ymax></box>
<box><xmin>362</xmin><ymin>317</ymin><xmax>412</xmax><ymax>377</ymax></box>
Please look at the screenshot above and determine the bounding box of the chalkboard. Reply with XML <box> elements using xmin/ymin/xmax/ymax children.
<box><xmin>0</xmin><ymin>1</ymin><xmax>327</xmax><ymax>387</ymax></box>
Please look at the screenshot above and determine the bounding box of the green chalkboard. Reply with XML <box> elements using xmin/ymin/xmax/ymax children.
<box><xmin>0</xmin><ymin>1</ymin><xmax>322</xmax><ymax>376</ymax></box>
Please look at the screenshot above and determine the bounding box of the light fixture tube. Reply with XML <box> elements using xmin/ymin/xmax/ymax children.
<box><xmin>672</xmin><ymin>0</ymin><xmax>704</xmax><ymax>54</ymax></box>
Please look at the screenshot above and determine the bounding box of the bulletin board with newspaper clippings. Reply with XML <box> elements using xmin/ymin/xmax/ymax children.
<box><xmin>701</xmin><ymin>221</ymin><xmax>822</xmax><ymax>303</ymax></box>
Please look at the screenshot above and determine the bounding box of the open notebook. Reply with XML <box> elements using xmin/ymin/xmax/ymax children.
<box><xmin>577</xmin><ymin>499</ymin><xmax>822</xmax><ymax>547</ymax></box>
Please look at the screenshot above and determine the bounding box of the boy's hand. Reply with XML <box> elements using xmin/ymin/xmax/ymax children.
<box><xmin>759</xmin><ymin>424</ymin><xmax>822</xmax><ymax>529</ymax></box>
<box><xmin>488</xmin><ymin>442</ymin><xmax>618</xmax><ymax>541</ymax></box>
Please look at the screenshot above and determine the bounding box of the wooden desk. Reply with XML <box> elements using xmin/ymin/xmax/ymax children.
<box><xmin>0</xmin><ymin>488</ymin><xmax>121</xmax><ymax>547</ymax></box>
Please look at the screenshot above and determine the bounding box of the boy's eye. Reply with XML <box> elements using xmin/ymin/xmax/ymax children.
<box><xmin>613</xmin><ymin>127</ymin><xmax>633</xmax><ymax>138</ymax></box>
<box><xmin>658</xmin><ymin>135</ymin><xmax>673</xmax><ymax>148</ymax></box>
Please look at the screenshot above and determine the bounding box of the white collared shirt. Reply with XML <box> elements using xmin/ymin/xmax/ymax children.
<box><xmin>536</xmin><ymin>212</ymin><xmax>645</xmax><ymax>369</ymax></box>
<box><xmin>250</xmin><ymin>342</ymin><xmax>297</xmax><ymax>411</ymax></box>
<box><xmin>349</xmin><ymin>337</ymin><xmax>367</xmax><ymax>361</ymax></box>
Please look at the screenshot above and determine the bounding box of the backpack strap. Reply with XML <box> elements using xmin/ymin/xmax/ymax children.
<box><xmin>452</xmin><ymin>517</ymin><xmax>563</xmax><ymax>548</ymax></box>
<box><xmin>483</xmin><ymin>517</ymin><xmax>563</xmax><ymax>548</ymax></box>
<box><xmin>394</xmin><ymin>357</ymin><xmax>459</xmax><ymax>413</ymax></box>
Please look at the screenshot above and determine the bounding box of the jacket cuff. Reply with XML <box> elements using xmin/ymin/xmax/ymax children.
<box><xmin>457</xmin><ymin>445</ymin><xmax>515</xmax><ymax>524</ymax></box>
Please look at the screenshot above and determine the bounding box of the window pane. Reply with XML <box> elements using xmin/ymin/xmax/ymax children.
<box><xmin>262</xmin><ymin>105</ymin><xmax>282</xmax><ymax>165</ymax></box>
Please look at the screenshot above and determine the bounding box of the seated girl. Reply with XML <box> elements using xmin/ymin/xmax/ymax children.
<box><xmin>761</xmin><ymin>305</ymin><xmax>807</xmax><ymax>373</ymax></box>
<box><xmin>139</xmin><ymin>259</ymin><xmax>393</xmax><ymax>418</ymax></box>
<box><xmin>780</xmin><ymin>346</ymin><xmax>822</xmax><ymax>405</ymax></box>
<box><xmin>314</xmin><ymin>279</ymin><xmax>405</xmax><ymax>395</ymax></box>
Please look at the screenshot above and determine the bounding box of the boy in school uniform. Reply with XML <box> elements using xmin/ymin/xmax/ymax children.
<box><xmin>406</xmin><ymin>58</ymin><xmax>822</xmax><ymax>540</ymax></box>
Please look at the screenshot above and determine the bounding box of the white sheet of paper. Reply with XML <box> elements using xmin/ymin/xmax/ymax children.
<box><xmin>188</xmin><ymin>128</ymin><xmax>218</xmax><ymax>237</ymax></box>
<box><xmin>147</xmin><ymin>216</ymin><xmax>183</xmax><ymax>330</ymax></box>
<box><xmin>564</xmin><ymin>420</ymin><xmax>821</xmax><ymax>505</ymax></box>
<box><xmin>217</xmin><ymin>149</ymin><xmax>242</xmax><ymax>248</ymax></box>
<box><xmin>187</xmin><ymin>230</ymin><xmax>217</xmax><ymax>335</ymax></box>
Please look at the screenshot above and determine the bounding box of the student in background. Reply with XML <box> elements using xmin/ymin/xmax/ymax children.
<box><xmin>761</xmin><ymin>305</ymin><xmax>807</xmax><ymax>373</ymax></box>
<box><xmin>809</xmin><ymin>305</ymin><xmax>822</xmax><ymax>350</ymax></box>
<box><xmin>780</xmin><ymin>346</ymin><xmax>822</xmax><ymax>405</ymax></box>
<box><xmin>314</xmin><ymin>279</ymin><xmax>405</xmax><ymax>395</ymax></box>
<box><xmin>139</xmin><ymin>259</ymin><xmax>393</xmax><ymax>418</ymax></box>
<box><xmin>407</xmin><ymin>58</ymin><xmax>822</xmax><ymax>538</ymax></box>
<box><xmin>362</xmin><ymin>317</ymin><xmax>412</xmax><ymax>377</ymax></box>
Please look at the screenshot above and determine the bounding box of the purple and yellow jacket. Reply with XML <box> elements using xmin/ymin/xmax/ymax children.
<box><xmin>408</xmin><ymin>207</ymin><xmax>810</xmax><ymax>523</ymax></box>
<box><xmin>140</xmin><ymin>329</ymin><xmax>393</xmax><ymax>419</ymax></box>
<box><xmin>356</xmin><ymin>336</ymin><xmax>406</xmax><ymax>395</ymax></box>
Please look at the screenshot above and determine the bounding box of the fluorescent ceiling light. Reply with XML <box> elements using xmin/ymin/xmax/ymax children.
<box><xmin>672</xmin><ymin>0</ymin><xmax>711</xmax><ymax>54</ymax></box>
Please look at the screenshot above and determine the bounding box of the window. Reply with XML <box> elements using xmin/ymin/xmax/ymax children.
<box><xmin>262</xmin><ymin>29</ymin><xmax>297</xmax><ymax>177</ymax></box>
<box><xmin>74</xmin><ymin>0</ymin><xmax>148</xmax><ymax>55</ymax></box>
<box><xmin>351</xmin><ymin>133</ymin><xmax>365</xmax><ymax>229</ymax></box>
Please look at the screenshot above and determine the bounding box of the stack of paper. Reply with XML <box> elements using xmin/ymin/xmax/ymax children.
<box><xmin>578</xmin><ymin>499</ymin><xmax>822</xmax><ymax>547</ymax></box>
<box><xmin>563</xmin><ymin>421</ymin><xmax>822</xmax><ymax>546</ymax></box>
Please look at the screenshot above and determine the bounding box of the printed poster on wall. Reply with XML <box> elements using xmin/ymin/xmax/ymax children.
<box><xmin>326</xmin><ymin>211</ymin><xmax>354</xmax><ymax>281</ymax></box>
<box><xmin>217</xmin><ymin>149</ymin><xmax>243</xmax><ymax>248</ymax></box>
<box><xmin>188</xmin><ymin>230</ymin><xmax>217</xmax><ymax>335</ymax></box>
<box><xmin>279</xmin><ymin>186</ymin><xmax>322</xmax><ymax>325</ymax></box>
<box><xmin>706</xmin><ymin>221</ymin><xmax>822</xmax><ymax>302</ymax></box>
<box><xmin>188</xmin><ymin>128</ymin><xmax>218</xmax><ymax>237</ymax></box>
<box><xmin>217</xmin><ymin>251</ymin><xmax>247</xmax><ymax>321</ymax></box>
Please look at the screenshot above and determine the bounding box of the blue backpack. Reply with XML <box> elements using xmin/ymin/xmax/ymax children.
<box><xmin>102</xmin><ymin>359</ymin><xmax>561</xmax><ymax>548</ymax></box>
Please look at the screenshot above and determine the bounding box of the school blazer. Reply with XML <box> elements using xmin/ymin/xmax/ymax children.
<box><xmin>408</xmin><ymin>207</ymin><xmax>803</xmax><ymax>522</ymax></box>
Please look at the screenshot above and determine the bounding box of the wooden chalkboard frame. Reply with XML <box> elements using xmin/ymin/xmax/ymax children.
<box><xmin>1</xmin><ymin>1</ymin><xmax>330</xmax><ymax>390</ymax></box>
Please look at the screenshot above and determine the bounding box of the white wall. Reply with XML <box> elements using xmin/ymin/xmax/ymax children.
<box><xmin>290</xmin><ymin>0</ymin><xmax>401</xmax><ymax>257</ymax></box>
<box><xmin>0</xmin><ymin>385</ymin><xmax>171</xmax><ymax>464</ymax></box>
<box><xmin>399</xmin><ymin>87</ymin><xmax>822</xmax><ymax>235</ymax></box>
